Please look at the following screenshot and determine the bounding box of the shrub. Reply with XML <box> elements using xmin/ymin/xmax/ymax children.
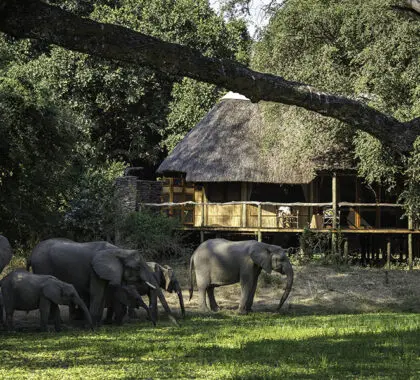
<box><xmin>62</xmin><ymin>161</ymin><xmax>125</xmax><ymax>241</ymax></box>
<box><xmin>116</xmin><ymin>210</ymin><xmax>189</xmax><ymax>260</ymax></box>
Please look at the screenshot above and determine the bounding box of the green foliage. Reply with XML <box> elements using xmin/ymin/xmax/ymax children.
<box><xmin>0</xmin><ymin>64</ymin><xmax>86</xmax><ymax>243</ymax></box>
<box><xmin>25</xmin><ymin>0</ymin><xmax>251</xmax><ymax>169</ymax></box>
<box><xmin>399</xmin><ymin>138</ymin><xmax>420</xmax><ymax>223</ymax></box>
<box><xmin>0</xmin><ymin>313</ymin><xmax>419</xmax><ymax>378</ymax></box>
<box><xmin>354</xmin><ymin>131</ymin><xmax>402</xmax><ymax>192</ymax></box>
<box><xmin>256</xmin><ymin>102</ymin><xmax>354</xmax><ymax>181</ymax></box>
<box><xmin>299</xmin><ymin>227</ymin><xmax>332</xmax><ymax>261</ymax></box>
<box><xmin>62</xmin><ymin>161</ymin><xmax>125</xmax><ymax>241</ymax></box>
<box><xmin>0</xmin><ymin>1</ymin><xmax>250</xmax><ymax>246</ymax></box>
<box><xmin>252</xmin><ymin>0</ymin><xmax>419</xmax><ymax>197</ymax></box>
<box><xmin>163</xmin><ymin>78</ymin><xmax>222</xmax><ymax>153</ymax></box>
<box><xmin>117</xmin><ymin>210</ymin><xmax>187</xmax><ymax>260</ymax></box>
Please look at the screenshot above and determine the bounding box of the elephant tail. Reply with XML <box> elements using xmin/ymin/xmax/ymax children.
<box><xmin>188</xmin><ymin>254</ymin><xmax>194</xmax><ymax>301</ymax></box>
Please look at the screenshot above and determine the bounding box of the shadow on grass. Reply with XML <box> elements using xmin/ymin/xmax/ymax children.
<box><xmin>0</xmin><ymin>313</ymin><xmax>418</xmax><ymax>379</ymax></box>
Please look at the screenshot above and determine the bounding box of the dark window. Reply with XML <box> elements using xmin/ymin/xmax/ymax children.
<box><xmin>250</xmin><ymin>183</ymin><xmax>305</xmax><ymax>202</ymax></box>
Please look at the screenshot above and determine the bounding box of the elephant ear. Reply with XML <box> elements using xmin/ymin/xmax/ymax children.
<box><xmin>91</xmin><ymin>251</ymin><xmax>123</xmax><ymax>286</ymax></box>
<box><xmin>162</xmin><ymin>265</ymin><xmax>174</xmax><ymax>292</ymax></box>
<box><xmin>250</xmin><ymin>244</ymin><xmax>272</xmax><ymax>274</ymax></box>
<box><xmin>42</xmin><ymin>281</ymin><xmax>64</xmax><ymax>305</ymax></box>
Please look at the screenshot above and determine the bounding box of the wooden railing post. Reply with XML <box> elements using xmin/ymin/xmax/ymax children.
<box><xmin>242</xmin><ymin>203</ymin><xmax>247</xmax><ymax>227</ymax></box>
<box><xmin>257</xmin><ymin>203</ymin><xmax>262</xmax><ymax>242</ymax></box>
<box><xmin>201</xmin><ymin>187</ymin><xmax>206</xmax><ymax>227</ymax></box>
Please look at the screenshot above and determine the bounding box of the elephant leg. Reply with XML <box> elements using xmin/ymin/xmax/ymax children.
<box><xmin>207</xmin><ymin>286</ymin><xmax>219</xmax><ymax>312</ymax></box>
<box><xmin>238</xmin><ymin>273</ymin><xmax>253</xmax><ymax>314</ymax></box>
<box><xmin>113</xmin><ymin>303</ymin><xmax>127</xmax><ymax>325</ymax></box>
<box><xmin>197</xmin><ymin>287</ymin><xmax>210</xmax><ymax>312</ymax></box>
<box><xmin>89</xmin><ymin>276</ymin><xmax>106</xmax><ymax>325</ymax></box>
<box><xmin>245</xmin><ymin>279</ymin><xmax>258</xmax><ymax>312</ymax></box>
<box><xmin>90</xmin><ymin>295</ymin><xmax>105</xmax><ymax>325</ymax></box>
<box><xmin>5</xmin><ymin>309</ymin><xmax>14</xmax><ymax>331</ymax></box>
<box><xmin>196</xmin><ymin>275</ymin><xmax>210</xmax><ymax>312</ymax></box>
<box><xmin>148</xmin><ymin>290</ymin><xmax>158</xmax><ymax>322</ymax></box>
<box><xmin>104</xmin><ymin>307</ymin><xmax>114</xmax><ymax>324</ymax></box>
<box><xmin>50</xmin><ymin>303</ymin><xmax>62</xmax><ymax>332</ymax></box>
<box><xmin>39</xmin><ymin>296</ymin><xmax>51</xmax><ymax>331</ymax></box>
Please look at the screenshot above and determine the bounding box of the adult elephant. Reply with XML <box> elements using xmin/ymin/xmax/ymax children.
<box><xmin>27</xmin><ymin>239</ymin><xmax>177</xmax><ymax>325</ymax></box>
<box><xmin>0</xmin><ymin>235</ymin><xmax>13</xmax><ymax>274</ymax></box>
<box><xmin>189</xmin><ymin>239</ymin><xmax>294</xmax><ymax>314</ymax></box>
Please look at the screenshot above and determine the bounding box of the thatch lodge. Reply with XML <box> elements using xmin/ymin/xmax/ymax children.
<box><xmin>127</xmin><ymin>92</ymin><xmax>416</xmax><ymax>266</ymax></box>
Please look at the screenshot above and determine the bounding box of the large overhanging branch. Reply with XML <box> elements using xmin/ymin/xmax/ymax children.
<box><xmin>0</xmin><ymin>0</ymin><xmax>419</xmax><ymax>154</ymax></box>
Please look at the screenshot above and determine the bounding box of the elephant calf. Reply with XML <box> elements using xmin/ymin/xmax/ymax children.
<box><xmin>189</xmin><ymin>239</ymin><xmax>294</xmax><ymax>314</ymax></box>
<box><xmin>104</xmin><ymin>284</ymin><xmax>155</xmax><ymax>325</ymax></box>
<box><xmin>132</xmin><ymin>262</ymin><xmax>185</xmax><ymax>319</ymax></box>
<box><xmin>0</xmin><ymin>269</ymin><xmax>93</xmax><ymax>331</ymax></box>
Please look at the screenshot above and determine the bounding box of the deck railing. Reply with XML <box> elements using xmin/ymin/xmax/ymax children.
<box><xmin>140</xmin><ymin>201</ymin><xmax>410</xmax><ymax>233</ymax></box>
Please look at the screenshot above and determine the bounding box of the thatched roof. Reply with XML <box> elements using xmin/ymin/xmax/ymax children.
<box><xmin>157</xmin><ymin>97</ymin><xmax>353</xmax><ymax>184</ymax></box>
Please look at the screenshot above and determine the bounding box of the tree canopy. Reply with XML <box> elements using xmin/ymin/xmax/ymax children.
<box><xmin>0</xmin><ymin>0</ymin><xmax>420</xmax><ymax>241</ymax></box>
<box><xmin>0</xmin><ymin>0</ymin><xmax>250</xmax><ymax>243</ymax></box>
<box><xmin>1</xmin><ymin>0</ymin><xmax>419</xmax><ymax>154</ymax></box>
<box><xmin>252</xmin><ymin>0</ymin><xmax>419</xmax><ymax>189</ymax></box>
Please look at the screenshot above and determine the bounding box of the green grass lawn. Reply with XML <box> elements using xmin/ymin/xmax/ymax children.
<box><xmin>0</xmin><ymin>312</ymin><xmax>419</xmax><ymax>379</ymax></box>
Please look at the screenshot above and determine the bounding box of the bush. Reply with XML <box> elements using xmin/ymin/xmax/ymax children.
<box><xmin>116</xmin><ymin>210</ymin><xmax>189</xmax><ymax>260</ymax></box>
<box><xmin>62</xmin><ymin>161</ymin><xmax>125</xmax><ymax>241</ymax></box>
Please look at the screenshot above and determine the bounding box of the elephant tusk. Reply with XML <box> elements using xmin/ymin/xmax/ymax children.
<box><xmin>146</xmin><ymin>281</ymin><xmax>157</xmax><ymax>289</ymax></box>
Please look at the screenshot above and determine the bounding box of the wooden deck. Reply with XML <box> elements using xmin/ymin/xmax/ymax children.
<box><xmin>141</xmin><ymin>200</ymin><xmax>417</xmax><ymax>268</ymax></box>
<box><xmin>141</xmin><ymin>201</ymin><xmax>413</xmax><ymax>233</ymax></box>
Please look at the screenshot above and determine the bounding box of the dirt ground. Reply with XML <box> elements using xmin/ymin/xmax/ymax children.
<box><xmin>4</xmin><ymin>260</ymin><xmax>420</xmax><ymax>331</ymax></box>
<box><xmin>173</xmin><ymin>260</ymin><xmax>420</xmax><ymax>315</ymax></box>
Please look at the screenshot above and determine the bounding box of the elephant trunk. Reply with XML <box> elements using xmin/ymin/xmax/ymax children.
<box><xmin>156</xmin><ymin>288</ymin><xmax>179</xmax><ymax>327</ymax></box>
<box><xmin>74</xmin><ymin>296</ymin><xmax>94</xmax><ymax>330</ymax></box>
<box><xmin>277</xmin><ymin>264</ymin><xmax>293</xmax><ymax>310</ymax></box>
<box><xmin>175</xmin><ymin>282</ymin><xmax>185</xmax><ymax>318</ymax></box>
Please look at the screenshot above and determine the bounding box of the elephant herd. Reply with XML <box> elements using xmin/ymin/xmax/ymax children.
<box><xmin>0</xmin><ymin>235</ymin><xmax>294</xmax><ymax>332</ymax></box>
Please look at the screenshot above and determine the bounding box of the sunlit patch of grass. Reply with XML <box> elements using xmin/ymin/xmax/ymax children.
<box><xmin>0</xmin><ymin>313</ymin><xmax>419</xmax><ymax>379</ymax></box>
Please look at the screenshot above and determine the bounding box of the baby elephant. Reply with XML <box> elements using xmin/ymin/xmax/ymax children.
<box><xmin>133</xmin><ymin>262</ymin><xmax>185</xmax><ymax>319</ymax></box>
<box><xmin>0</xmin><ymin>269</ymin><xmax>93</xmax><ymax>331</ymax></box>
<box><xmin>104</xmin><ymin>284</ymin><xmax>155</xmax><ymax>325</ymax></box>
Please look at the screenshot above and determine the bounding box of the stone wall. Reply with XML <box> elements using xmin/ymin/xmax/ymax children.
<box><xmin>114</xmin><ymin>177</ymin><xmax>163</xmax><ymax>245</ymax></box>
<box><xmin>137</xmin><ymin>180</ymin><xmax>163</xmax><ymax>204</ymax></box>
<box><xmin>115</xmin><ymin>177</ymin><xmax>163</xmax><ymax>215</ymax></box>
<box><xmin>115</xmin><ymin>176</ymin><xmax>138</xmax><ymax>214</ymax></box>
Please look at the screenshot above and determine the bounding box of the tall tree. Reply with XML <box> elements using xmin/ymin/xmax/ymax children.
<box><xmin>0</xmin><ymin>0</ymin><xmax>418</xmax><ymax>155</ymax></box>
<box><xmin>5</xmin><ymin>0</ymin><xmax>250</xmax><ymax>171</ymax></box>
<box><xmin>0</xmin><ymin>39</ymin><xmax>89</xmax><ymax>242</ymax></box>
<box><xmin>252</xmin><ymin>0</ymin><xmax>419</xmax><ymax>190</ymax></box>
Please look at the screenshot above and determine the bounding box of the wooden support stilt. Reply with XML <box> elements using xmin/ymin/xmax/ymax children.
<box><xmin>386</xmin><ymin>239</ymin><xmax>391</xmax><ymax>269</ymax></box>
<box><xmin>408</xmin><ymin>216</ymin><xmax>413</xmax><ymax>270</ymax></box>
<box><xmin>332</xmin><ymin>173</ymin><xmax>338</xmax><ymax>254</ymax></box>
<box><xmin>344</xmin><ymin>239</ymin><xmax>348</xmax><ymax>261</ymax></box>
